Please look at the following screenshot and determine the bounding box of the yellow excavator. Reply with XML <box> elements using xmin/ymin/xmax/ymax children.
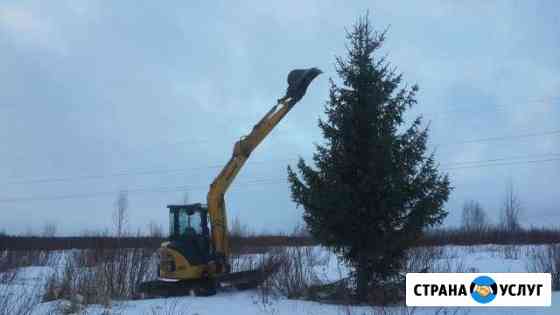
<box><xmin>139</xmin><ymin>68</ymin><xmax>321</xmax><ymax>296</ymax></box>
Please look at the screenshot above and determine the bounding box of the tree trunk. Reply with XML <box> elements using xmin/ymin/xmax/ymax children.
<box><xmin>355</xmin><ymin>254</ymin><xmax>370</xmax><ymax>302</ymax></box>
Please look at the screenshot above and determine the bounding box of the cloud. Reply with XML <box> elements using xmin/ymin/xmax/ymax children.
<box><xmin>0</xmin><ymin>3</ymin><xmax>67</xmax><ymax>54</ymax></box>
<box><xmin>0</xmin><ymin>1</ymin><xmax>558</xmax><ymax>234</ymax></box>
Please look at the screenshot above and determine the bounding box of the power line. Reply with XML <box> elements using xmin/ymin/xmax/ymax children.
<box><xmin>4</xmin><ymin>96</ymin><xmax>558</xmax><ymax>183</ymax></box>
<box><xmin>3</xmin><ymin>166</ymin><xmax>217</xmax><ymax>185</ymax></box>
<box><xmin>422</xmin><ymin>98</ymin><xmax>558</xmax><ymax>117</ymax></box>
<box><xmin>132</xmin><ymin>97</ymin><xmax>560</xmax><ymax>148</ymax></box>
<box><xmin>0</xmin><ymin>178</ymin><xmax>280</xmax><ymax>203</ymax></box>
<box><xmin>2</xmin><ymin>158</ymin><xmax>300</xmax><ymax>185</ymax></box>
<box><xmin>3</xmin><ymin>130</ymin><xmax>560</xmax><ymax>187</ymax></box>
<box><xmin>106</xmin><ymin>97</ymin><xmax>560</xmax><ymax>152</ymax></box>
<box><xmin>0</xmin><ymin>157</ymin><xmax>557</xmax><ymax>204</ymax></box>
<box><xmin>439</xmin><ymin>152</ymin><xmax>560</xmax><ymax>167</ymax></box>
<box><xmin>444</xmin><ymin>157</ymin><xmax>560</xmax><ymax>171</ymax></box>
<box><xmin>446</xmin><ymin>129</ymin><xmax>560</xmax><ymax>145</ymax></box>
<box><xmin>11</xmin><ymin>97</ymin><xmax>552</xmax><ymax>163</ymax></box>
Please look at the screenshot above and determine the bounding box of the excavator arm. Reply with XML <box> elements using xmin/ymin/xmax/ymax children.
<box><xmin>206</xmin><ymin>68</ymin><xmax>321</xmax><ymax>272</ymax></box>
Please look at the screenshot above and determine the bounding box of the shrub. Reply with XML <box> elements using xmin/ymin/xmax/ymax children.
<box><xmin>405</xmin><ymin>246</ymin><xmax>444</xmax><ymax>273</ymax></box>
<box><xmin>0</xmin><ymin>264</ymin><xmax>42</xmax><ymax>315</ymax></box>
<box><xmin>528</xmin><ymin>244</ymin><xmax>560</xmax><ymax>291</ymax></box>
<box><xmin>43</xmin><ymin>246</ymin><xmax>157</xmax><ymax>307</ymax></box>
<box><xmin>259</xmin><ymin>246</ymin><xmax>324</xmax><ymax>301</ymax></box>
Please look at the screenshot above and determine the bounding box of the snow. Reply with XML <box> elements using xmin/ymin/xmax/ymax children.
<box><xmin>31</xmin><ymin>291</ymin><xmax>560</xmax><ymax>315</ymax></box>
<box><xmin>1</xmin><ymin>245</ymin><xmax>558</xmax><ymax>315</ymax></box>
<box><xmin>434</xmin><ymin>245</ymin><xmax>531</xmax><ymax>273</ymax></box>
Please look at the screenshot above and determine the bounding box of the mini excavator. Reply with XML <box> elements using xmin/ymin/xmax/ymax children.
<box><xmin>139</xmin><ymin>68</ymin><xmax>321</xmax><ymax>296</ymax></box>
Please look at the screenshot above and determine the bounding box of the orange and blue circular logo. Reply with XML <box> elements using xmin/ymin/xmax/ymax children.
<box><xmin>470</xmin><ymin>276</ymin><xmax>498</xmax><ymax>304</ymax></box>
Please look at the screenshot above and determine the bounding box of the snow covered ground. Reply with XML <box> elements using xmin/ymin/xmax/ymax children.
<box><xmin>38</xmin><ymin>291</ymin><xmax>560</xmax><ymax>315</ymax></box>
<box><xmin>1</xmin><ymin>245</ymin><xmax>558</xmax><ymax>315</ymax></box>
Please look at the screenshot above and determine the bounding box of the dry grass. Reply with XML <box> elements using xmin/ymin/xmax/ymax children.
<box><xmin>144</xmin><ymin>298</ymin><xmax>189</xmax><ymax>315</ymax></box>
<box><xmin>0</xmin><ymin>249</ymin><xmax>52</xmax><ymax>272</ymax></box>
<box><xmin>527</xmin><ymin>244</ymin><xmax>560</xmax><ymax>291</ymax></box>
<box><xmin>0</xmin><ymin>255</ymin><xmax>43</xmax><ymax>315</ymax></box>
<box><xmin>43</xmin><ymin>246</ymin><xmax>157</xmax><ymax>308</ymax></box>
<box><xmin>405</xmin><ymin>246</ymin><xmax>444</xmax><ymax>273</ymax></box>
<box><xmin>256</xmin><ymin>246</ymin><xmax>326</xmax><ymax>304</ymax></box>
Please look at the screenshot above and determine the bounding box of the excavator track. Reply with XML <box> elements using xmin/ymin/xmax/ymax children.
<box><xmin>138</xmin><ymin>268</ymin><xmax>272</xmax><ymax>298</ymax></box>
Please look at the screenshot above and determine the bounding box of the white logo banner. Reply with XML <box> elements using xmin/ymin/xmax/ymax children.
<box><xmin>406</xmin><ymin>273</ymin><xmax>551</xmax><ymax>307</ymax></box>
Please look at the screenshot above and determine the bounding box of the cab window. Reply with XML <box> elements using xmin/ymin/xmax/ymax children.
<box><xmin>177</xmin><ymin>209</ymin><xmax>202</xmax><ymax>237</ymax></box>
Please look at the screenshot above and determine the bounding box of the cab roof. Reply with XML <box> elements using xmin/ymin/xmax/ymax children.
<box><xmin>167</xmin><ymin>203</ymin><xmax>207</xmax><ymax>211</ymax></box>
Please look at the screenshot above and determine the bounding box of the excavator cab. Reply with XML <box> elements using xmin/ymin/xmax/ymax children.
<box><xmin>159</xmin><ymin>204</ymin><xmax>213</xmax><ymax>281</ymax></box>
<box><xmin>168</xmin><ymin>204</ymin><xmax>210</xmax><ymax>241</ymax></box>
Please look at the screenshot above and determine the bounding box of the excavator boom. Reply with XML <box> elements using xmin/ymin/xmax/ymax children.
<box><xmin>207</xmin><ymin>67</ymin><xmax>322</xmax><ymax>271</ymax></box>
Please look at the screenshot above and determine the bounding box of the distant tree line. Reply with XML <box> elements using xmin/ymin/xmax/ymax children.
<box><xmin>0</xmin><ymin>236</ymin><xmax>163</xmax><ymax>251</ymax></box>
<box><xmin>2</xmin><ymin>226</ymin><xmax>560</xmax><ymax>251</ymax></box>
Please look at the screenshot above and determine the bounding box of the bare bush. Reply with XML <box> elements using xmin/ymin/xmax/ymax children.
<box><xmin>461</xmin><ymin>200</ymin><xmax>487</xmax><ymax>233</ymax></box>
<box><xmin>0</xmin><ymin>265</ymin><xmax>43</xmax><ymax>315</ymax></box>
<box><xmin>0</xmin><ymin>267</ymin><xmax>19</xmax><ymax>314</ymax></box>
<box><xmin>500</xmin><ymin>180</ymin><xmax>522</xmax><ymax>232</ymax></box>
<box><xmin>291</xmin><ymin>224</ymin><xmax>311</xmax><ymax>238</ymax></box>
<box><xmin>338</xmin><ymin>246</ymin><xmax>446</xmax><ymax>307</ymax></box>
<box><xmin>229</xmin><ymin>251</ymin><xmax>263</xmax><ymax>275</ymax></box>
<box><xmin>341</xmin><ymin>303</ymin><xmax>446</xmax><ymax>315</ymax></box>
<box><xmin>0</xmin><ymin>249</ymin><xmax>52</xmax><ymax>272</ymax></box>
<box><xmin>43</xmin><ymin>192</ymin><xmax>157</xmax><ymax>308</ymax></box>
<box><xmin>145</xmin><ymin>297</ymin><xmax>189</xmax><ymax>315</ymax></box>
<box><xmin>528</xmin><ymin>244</ymin><xmax>560</xmax><ymax>290</ymax></box>
<box><xmin>342</xmin><ymin>305</ymin><xmax>467</xmax><ymax>315</ymax></box>
<box><xmin>259</xmin><ymin>247</ymin><xmax>324</xmax><ymax>300</ymax></box>
<box><xmin>0</xmin><ymin>248</ymin><xmax>56</xmax><ymax>314</ymax></box>
<box><xmin>405</xmin><ymin>246</ymin><xmax>444</xmax><ymax>273</ymax></box>
<box><xmin>432</xmin><ymin>309</ymin><xmax>467</xmax><ymax>315</ymax></box>
<box><xmin>258</xmin><ymin>244</ymin><xmax>460</xmax><ymax>308</ymax></box>
<box><xmin>230</xmin><ymin>215</ymin><xmax>251</xmax><ymax>238</ymax></box>
<box><xmin>147</xmin><ymin>221</ymin><xmax>164</xmax><ymax>238</ymax></box>
<box><xmin>42</xmin><ymin>222</ymin><xmax>57</xmax><ymax>238</ymax></box>
<box><xmin>43</xmin><ymin>245</ymin><xmax>158</xmax><ymax>307</ymax></box>
<box><xmin>44</xmin><ymin>190</ymin><xmax>158</xmax><ymax>305</ymax></box>
<box><xmin>367</xmin><ymin>306</ymin><xmax>419</xmax><ymax>315</ymax></box>
<box><xmin>501</xmin><ymin>244</ymin><xmax>520</xmax><ymax>260</ymax></box>
<box><xmin>114</xmin><ymin>190</ymin><xmax>129</xmax><ymax>238</ymax></box>
<box><xmin>43</xmin><ymin>250</ymin><xmax>106</xmax><ymax>307</ymax></box>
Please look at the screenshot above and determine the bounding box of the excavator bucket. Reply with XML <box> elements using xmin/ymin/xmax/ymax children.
<box><xmin>281</xmin><ymin>67</ymin><xmax>322</xmax><ymax>104</ymax></box>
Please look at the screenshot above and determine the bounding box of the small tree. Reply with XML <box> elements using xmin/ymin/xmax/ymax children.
<box><xmin>229</xmin><ymin>216</ymin><xmax>248</xmax><ymax>238</ymax></box>
<box><xmin>113</xmin><ymin>190</ymin><xmax>129</xmax><ymax>238</ymax></box>
<box><xmin>147</xmin><ymin>221</ymin><xmax>164</xmax><ymax>238</ymax></box>
<box><xmin>461</xmin><ymin>200</ymin><xmax>487</xmax><ymax>232</ymax></box>
<box><xmin>500</xmin><ymin>180</ymin><xmax>522</xmax><ymax>232</ymax></box>
<box><xmin>42</xmin><ymin>222</ymin><xmax>57</xmax><ymax>237</ymax></box>
<box><xmin>287</xmin><ymin>15</ymin><xmax>451</xmax><ymax>302</ymax></box>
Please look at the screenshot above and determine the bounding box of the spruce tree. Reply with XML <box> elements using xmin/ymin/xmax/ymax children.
<box><xmin>287</xmin><ymin>15</ymin><xmax>451</xmax><ymax>302</ymax></box>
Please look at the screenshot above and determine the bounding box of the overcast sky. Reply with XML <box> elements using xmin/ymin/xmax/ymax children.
<box><xmin>1</xmin><ymin>1</ymin><xmax>559</xmax><ymax>235</ymax></box>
